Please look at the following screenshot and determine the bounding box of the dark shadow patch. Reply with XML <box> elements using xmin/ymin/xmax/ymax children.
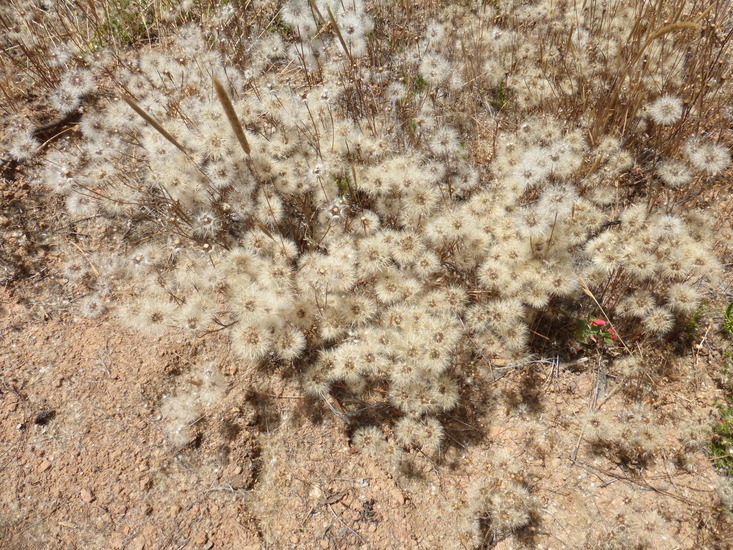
<box><xmin>295</xmin><ymin>394</ymin><xmax>326</xmax><ymax>425</ymax></box>
<box><xmin>0</xmin><ymin>157</ymin><xmax>18</xmax><ymax>183</ymax></box>
<box><xmin>393</xmin><ymin>454</ymin><xmax>425</xmax><ymax>482</ymax></box>
<box><xmin>505</xmin><ymin>367</ymin><xmax>545</xmax><ymax>415</ymax></box>
<box><xmin>220</xmin><ymin>418</ymin><xmax>242</xmax><ymax>441</ymax></box>
<box><xmin>240</xmin><ymin>439</ymin><xmax>263</xmax><ymax>491</ymax></box>
<box><xmin>31</xmin><ymin>110</ymin><xmax>82</xmax><ymax>147</ymax></box>
<box><xmin>186</xmin><ymin>432</ymin><xmax>203</xmax><ymax>450</ymax></box>
<box><xmin>244</xmin><ymin>390</ymin><xmax>281</xmax><ymax>433</ymax></box>
<box><xmin>358</xmin><ymin>499</ymin><xmax>378</xmax><ymax>524</ymax></box>
<box><xmin>33</xmin><ymin>410</ymin><xmax>56</xmax><ymax>425</ymax></box>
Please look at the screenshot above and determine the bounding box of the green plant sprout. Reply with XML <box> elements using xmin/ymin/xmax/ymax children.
<box><xmin>574</xmin><ymin>317</ymin><xmax>618</xmax><ymax>351</ymax></box>
<box><xmin>686</xmin><ymin>301</ymin><xmax>707</xmax><ymax>337</ymax></box>
<box><xmin>711</xmin><ymin>398</ymin><xmax>733</xmax><ymax>476</ymax></box>
<box><xmin>722</xmin><ymin>301</ymin><xmax>733</xmax><ymax>338</ymax></box>
<box><xmin>489</xmin><ymin>79</ymin><xmax>509</xmax><ymax>110</ymax></box>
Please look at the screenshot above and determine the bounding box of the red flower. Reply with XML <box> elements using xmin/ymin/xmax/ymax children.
<box><xmin>590</xmin><ymin>319</ymin><xmax>606</xmax><ymax>327</ymax></box>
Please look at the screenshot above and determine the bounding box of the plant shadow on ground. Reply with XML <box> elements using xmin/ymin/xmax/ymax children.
<box><xmin>0</xmin><ymin>166</ymin><xmax>58</xmax><ymax>289</ymax></box>
<box><xmin>711</xmin><ymin>308</ymin><xmax>733</xmax><ymax>478</ymax></box>
<box><xmin>244</xmin><ymin>390</ymin><xmax>283</xmax><ymax>434</ymax></box>
<box><xmin>474</xmin><ymin>508</ymin><xmax>542</xmax><ymax>550</ymax></box>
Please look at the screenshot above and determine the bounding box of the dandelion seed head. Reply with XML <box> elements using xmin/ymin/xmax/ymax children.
<box><xmin>685</xmin><ymin>139</ymin><xmax>730</xmax><ymax>174</ymax></box>
<box><xmin>647</xmin><ymin>95</ymin><xmax>683</xmax><ymax>125</ymax></box>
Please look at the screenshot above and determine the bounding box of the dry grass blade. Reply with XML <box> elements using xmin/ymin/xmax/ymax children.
<box><xmin>84</xmin><ymin>0</ymin><xmax>99</xmax><ymax>23</ymax></box>
<box><xmin>641</xmin><ymin>21</ymin><xmax>700</xmax><ymax>53</ymax></box>
<box><xmin>121</xmin><ymin>94</ymin><xmax>188</xmax><ymax>155</ymax></box>
<box><xmin>254</xmin><ymin>222</ymin><xmax>275</xmax><ymax>241</ymax></box>
<box><xmin>213</xmin><ymin>77</ymin><xmax>250</xmax><ymax>157</ymax></box>
<box><xmin>326</xmin><ymin>6</ymin><xmax>352</xmax><ymax>62</ymax></box>
<box><xmin>307</xmin><ymin>0</ymin><xmax>324</xmax><ymax>25</ymax></box>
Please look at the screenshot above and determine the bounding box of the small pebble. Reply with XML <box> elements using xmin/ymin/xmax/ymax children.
<box><xmin>391</xmin><ymin>488</ymin><xmax>404</xmax><ymax>506</ymax></box>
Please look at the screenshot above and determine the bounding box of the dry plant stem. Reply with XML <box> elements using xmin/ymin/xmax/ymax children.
<box><xmin>84</xmin><ymin>0</ymin><xmax>99</xmax><ymax>24</ymax></box>
<box><xmin>212</xmin><ymin>77</ymin><xmax>251</xmax><ymax>157</ymax></box>
<box><xmin>307</xmin><ymin>0</ymin><xmax>325</xmax><ymax>25</ymax></box>
<box><xmin>577</xmin><ymin>460</ymin><xmax>703</xmax><ymax>508</ymax></box>
<box><xmin>327</xmin><ymin>6</ymin><xmax>352</xmax><ymax>64</ymax></box>
<box><xmin>121</xmin><ymin>92</ymin><xmax>223</xmax><ymax>207</ymax></box>
<box><xmin>121</xmin><ymin>94</ymin><xmax>188</xmax><ymax>155</ymax></box>
<box><xmin>212</xmin><ymin>79</ymin><xmax>288</xmax><ymax>252</ymax></box>
<box><xmin>328</xmin><ymin>502</ymin><xmax>365</xmax><ymax>542</ymax></box>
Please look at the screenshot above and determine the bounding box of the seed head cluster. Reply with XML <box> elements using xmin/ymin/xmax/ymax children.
<box><xmin>9</xmin><ymin>0</ymin><xmax>728</xmax><ymax>427</ymax></box>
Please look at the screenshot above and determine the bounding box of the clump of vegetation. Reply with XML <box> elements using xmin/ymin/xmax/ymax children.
<box><xmin>711</xmin><ymin>301</ymin><xmax>733</xmax><ymax>477</ymax></box>
<box><xmin>583</xmin><ymin>401</ymin><xmax>666</xmax><ymax>469</ymax></box>
<box><xmin>711</xmin><ymin>396</ymin><xmax>733</xmax><ymax>477</ymax></box>
<box><xmin>722</xmin><ymin>302</ymin><xmax>733</xmax><ymax>339</ymax></box>
<box><xmin>466</xmin><ymin>449</ymin><xmax>539</xmax><ymax>544</ymax></box>
<box><xmin>2</xmin><ymin>0</ymin><xmax>732</xmax><ymax>546</ymax></box>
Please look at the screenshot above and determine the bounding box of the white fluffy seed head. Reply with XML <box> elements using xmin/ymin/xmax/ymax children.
<box><xmin>656</xmin><ymin>159</ymin><xmax>693</xmax><ymax>187</ymax></box>
<box><xmin>642</xmin><ymin>306</ymin><xmax>675</xmax><ymax>335</ymax></box>
<box><xmin>685</xmin><ymin>138</ymin><xmax>731</xmax><ymax>173</ymax></box>
<box><xmin>351</xmin><ymin>426</ymin><xmax>386</xmax><ymax>457</ymax></box>
<box><xmin>666</xmin><ymin>283</ymin><xmax>701</xmax><ymax>315</ymax></box>
<box><xmin>9</xmin><ymin>129</ymin><xmax>40</xmax><ymax>161</ymax></box>
<box><xmin>419</xmin><ymin>53</ymin><xmax>452</xmax><ymax>84</ymax></box>
<box><xmin>231</xmin><ymin>322</ymin><xmax>272</xmax><ymax>362</ymax></box>
<box><xmin>192</xmin><ymin>211</ymin><xmax>220</xmax><ymax>238</ymax></box>
<box><xmin>394</xmin><ymin>416</ymin><xmax>444</xmax><ymax>454</ymax></box>
<box><xmin>647</xmin><ymin>95</ymin><xmax>684</xmax><ymax>125</ymax></box>
<box><xmin>280</xmin><ymin>0</ymin><xmax>318</xmax><ymax>37</ymax></box>
<box><xmin>50</xmin><ymin>86</ymin><xmax>81</xmax><ymax>114</ymax></box>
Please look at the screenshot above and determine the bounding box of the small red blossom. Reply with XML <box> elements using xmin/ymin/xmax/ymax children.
<box><xmin>576</xmin><ymin>317</ymin><xmax>618</xmax><ymax>348</ymax></box>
